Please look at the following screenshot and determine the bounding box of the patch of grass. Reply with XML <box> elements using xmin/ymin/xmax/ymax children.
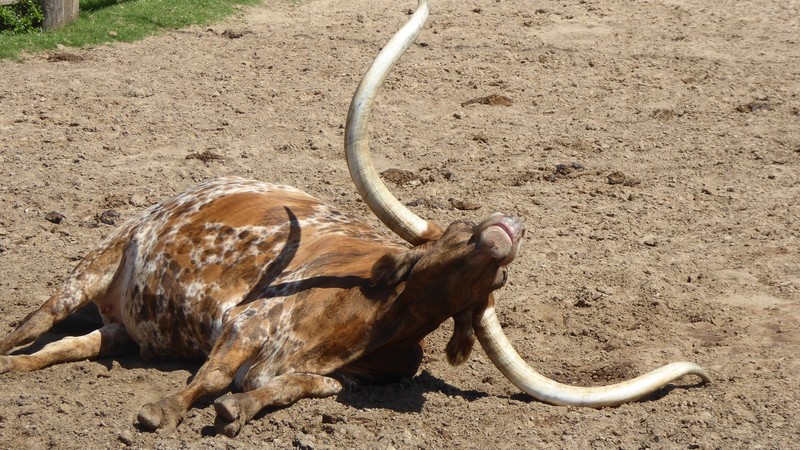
<box><xmin>0</xmin><ymin>0</ymin><xmax>262</xmax><ymax>59</ymax></box>
<box><xmin>0</xmin><ymin>0</ymin><xmax>44</xmax><ymax>34</ymax></box>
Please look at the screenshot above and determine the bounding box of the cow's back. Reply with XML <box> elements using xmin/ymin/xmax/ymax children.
<box><xmin>107</xmin><ymin>177</ymin><xmax>402</xmax><ymax>360</ymax></box>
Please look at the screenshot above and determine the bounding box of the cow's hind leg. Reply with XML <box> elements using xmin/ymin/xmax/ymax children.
<box><xmin>0</xmin><ymin>322</ymin><xmax>134</xmax><ymax>373</ymax></box>
<box><xmin>0</xmin><ymin>280</ymin><xmax>90</xmax><ymax>354</ymax></box>
<box><xmin>213</xmin><ymin>373</ymin><xmax>342</xmax><ymax>437</ymax></box>
<box><xmin>0</xmin><ymin>244</ymin><xmax>127</xmax><ymax>355</ymax></box>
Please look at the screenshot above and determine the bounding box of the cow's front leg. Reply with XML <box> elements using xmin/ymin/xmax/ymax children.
<box><xmin>0</xmin><ymin>322</ymin><xmax>134</xmax><ymax>373</ymax></box>
<box><xmin>137</xmin><ymin>363</ymin><xmax>231</xmax><ymax>432</ymax></box>
<box><xmin>137</xmin><ymin>323</ymin><xmax>261</xmax><ymax>432</ymax></box>
<box><xmin>213</xmin><ymin>373</ymin><xmax>342</xmax><ymax>437</ymax></box>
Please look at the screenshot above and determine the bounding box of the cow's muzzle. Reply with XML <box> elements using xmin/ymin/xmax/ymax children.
<box><xmin>478</xmin><ymin>213</ymin><xmax>524</xmax><ymax>262</ymax></box>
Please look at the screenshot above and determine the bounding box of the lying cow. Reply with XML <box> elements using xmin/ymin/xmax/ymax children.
<box><xmin>0</xmin><ymin>0</ymin><xmax>709</xmax><ymax>437</ymax></box>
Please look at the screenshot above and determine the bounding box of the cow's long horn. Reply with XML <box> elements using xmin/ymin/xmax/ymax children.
<box><xmin>345</xmin><ymin>0</ymin><xmax>443</xmax><ymax>245</ymax></box>
<box><xmin>474</xmin><ymin>306</ymin><xmax>711</xmax><ymax>406</ymax></box>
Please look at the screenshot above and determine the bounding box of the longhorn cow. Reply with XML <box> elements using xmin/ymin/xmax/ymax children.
<box><xmin>0</xmin><ymin>0</ymin><xmax>709</xmax><ymax>437</ymax></box>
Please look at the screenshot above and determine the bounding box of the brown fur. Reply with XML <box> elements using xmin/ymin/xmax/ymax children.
<box><xmin>0</xmin><ymin>176</ymin><xmax>522</xmax><ymax>436</ymax></box>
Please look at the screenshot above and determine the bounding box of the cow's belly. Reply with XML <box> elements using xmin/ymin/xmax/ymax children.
<box><xmin>116</xmin><ymin>233</ymin><xmax>278</xmax><ymax>360</ymax></box>
<box><xmin>120</xmin><ymin>278</ymin><xmax>227</xmax><ymax>361</ymax></box>
<box><xmin>92</xmin><ymin>176</ymin><xmax>404</xmax><ymax>361</ymax></box>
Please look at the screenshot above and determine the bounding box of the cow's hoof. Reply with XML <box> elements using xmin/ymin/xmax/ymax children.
<box><xmin>138</xmin><ymin>403</ymin><xmax>166</xmax><ymax>430</ymax></box>
<box><xmin>214</xmin><ymin>414</ymin><xmax>243</xmax><ymax>438</ymax></box>
<box><xmin>213</xmin><ymin>395</ymin><xmax>244</xmax><ymax>437</ymax></box>
<box><xmin>138</xmin><ymin>399</ymin><xmax>180</xmax><ymax>431</ymax></box>
<box><xmin>213</xmin><ymin>395</ymin><xmax>240</xmax><ymax>421</ymax></box>
<box><xmin>0</xmin><ymin>356</ymin><xmax>13</xmax><ymax>374</ymax></box>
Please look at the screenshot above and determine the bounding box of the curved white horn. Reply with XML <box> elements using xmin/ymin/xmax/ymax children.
<box><xmin>475</xmin><ymin>306</ymin><xmax>711</xmax><ymax>407</ymax></box>
<box><xmin>345</xmin><ymin>0</ymin><xmax>442</xmax><ymax>245</ymax></box>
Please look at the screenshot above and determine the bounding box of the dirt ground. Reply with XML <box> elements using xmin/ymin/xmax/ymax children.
<box><xmin>0</xmin><ymin>0</ymin><xmax>798</xmax><ymax>448</ymax></box>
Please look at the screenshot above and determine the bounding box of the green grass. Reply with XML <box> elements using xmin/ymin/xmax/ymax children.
<box><xmin>0</xmin><ymin>0</ymin><xmax>263</xmax><ymax>59</ymax></box>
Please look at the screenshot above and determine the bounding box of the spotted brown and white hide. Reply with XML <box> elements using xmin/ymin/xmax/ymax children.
<box><xmin>0</xmin><ymin>176</ymin><xmax>523</xmax><ymax>436</ymax></box>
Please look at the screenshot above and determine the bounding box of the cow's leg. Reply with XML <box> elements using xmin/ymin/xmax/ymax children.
<box><xmin>0</xmin><ymin>244</ymin><xmax>128</xmax><ymax>355</ymax></box>
<box><xmin>0</xmin><ymin>281</ymin><xmax>93</xmax><ymax>355</ymax></box>
<box><xmin>213</xmin><ymin>372</ymin><xmax>342</xmax><ymax>437</ymax></box>
<box><xmin>0</xmin><ymin>322</ymin><xmax>134</xmax><ymax>373</ymax></box>
<box><xmin>136</xmin><ymin>323</ymin><xmax>262</xmax><ymax>432</ymax></box>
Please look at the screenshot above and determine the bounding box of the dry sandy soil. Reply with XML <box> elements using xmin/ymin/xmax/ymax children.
<box><xmin>0</xmin><ymin>0</ymin><xmax>798</xmax><ymax>448</ymax></box>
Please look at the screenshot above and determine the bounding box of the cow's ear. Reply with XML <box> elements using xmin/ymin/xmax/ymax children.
<box><xmin>371</xmin><ymin>249</ymin><xmax>424</xmax><ymax>287</ymax></box>
<box><xmin>447</xmin><ymin>298</ymin><xmax>495</xmax><ymax>366</ymax></box>
<box><xmin>446</xmin><ymin>310</ymin><xmax>475</xmax><ymax>366</ymax></box>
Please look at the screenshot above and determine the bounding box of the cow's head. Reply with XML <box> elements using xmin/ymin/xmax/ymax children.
<box><xmin>344</xmin><ymin>0</ymin><xmax>709</xmax><ymax>407</ymax></box>
<box><xmin>374</xmin><ymin>213</ymin><xmax>523</xmax><ymax>292</ymax></box>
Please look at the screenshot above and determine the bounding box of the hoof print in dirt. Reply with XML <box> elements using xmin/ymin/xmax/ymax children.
<box><xmin>380</xmin><ymin>168</ymin><xmax>420</xmax><ymax>186</ymax></box>
<box><xmin>554</xmin><ymin>162</ymin><xmax>584</xmax><ymax>176</ymax></box>
<box><xmin>461</xmin><ymin>94</ymin><xmax>513</xmax><ymax>107</ymax></box>
<box><xmin>640</xmin><ymin>234</ymin><xmax>660</xmax><ymax>247</ymax></box>
<box><xmin>405</xmin><ymin>197</ymin><xmax>448</xmax><ymax>210</ymax></box>
<box><xmin>448</xmin><ymin>197</ymin><xmax>481</xmax><ymax>211</ymax></box>
<box><xmin>472</xmin><ymin>133</ymin><xmax>489</xmax><ymax>144</ymax></box>
<box><xmin>511</xmin><ymin>170</ymin><xmax>540</xmax><ymax>186</ymax></box>
<box><xmin>47</xmin><ymin>52</ymin><xmax>85</xmax><ymax>63</ymax></box>
<box><xmin>186</xmin><ymin>150</ymin><xmax>225</xmax><ymax>163</ymax></box>
<box><xmin>221</xmin><ymin>29</ymin><xmax>254</xmax><ymax>39</ymax></box>
<box><xmin>45</xmin><ymin>211</ymin><xmax>66</xmax><ymax>224</ymax></box>
<box><xmin>607</xmin><ymin>171</ymin><xmax>640</xmax><ymax>186</ymax></box>
<box><xmin>98</xmin><ymin>209</ymin><xmax>121</xmax><ymax>226</ymax></box>
<box><xmin>736</xmin><ymin>100</ymin><xmax>771</xmax><ymax>113</ymax></box>
<box><xmin>539</xmin><ymin>163</ymin><xmax>585</xmax><ymax>183</ymax></box>
<box><xmin>651</xmin><ymin>108</ymin><xmax>679</xmax><ymax>120</ymax></box>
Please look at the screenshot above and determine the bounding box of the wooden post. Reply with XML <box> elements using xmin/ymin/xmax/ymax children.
<box><xmin>41</xmin><ymin>0</ymin><xmax>79</xmax><ymax>30</ymax></box>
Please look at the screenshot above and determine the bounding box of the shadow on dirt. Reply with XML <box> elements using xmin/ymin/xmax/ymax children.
<box><xmin>336</xmin><ymin>369</ymin><xmax>490</xmax><ymax>414</ymax></box>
